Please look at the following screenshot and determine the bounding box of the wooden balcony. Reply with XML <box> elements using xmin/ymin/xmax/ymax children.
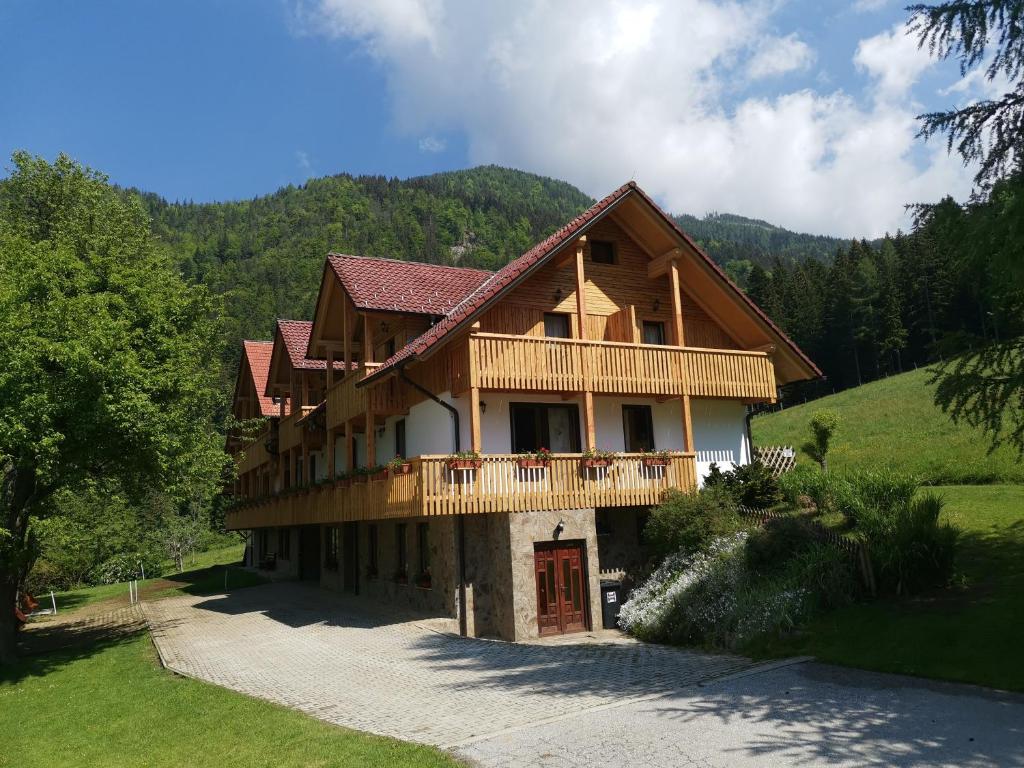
<box><xmin>325</xmin><ymin>363</ymin><xmax>408</xmax><ymax>432</ymax></box>
<box><xmin>234</xmin><ymin>428</ymin><xmax>273</xmax><ymax>475</ymax></box>
<box><xmin>225</xmin><ymin>452</ymin><xmax>696</xmax><ymax>529</ymax></box>
<box><xmin>467</xmin><ymin>333</ymin><xmax>777</xmax><ymax>401</ymax></box>
<box><xmin>278</xmin><ymin>406</ymin><xmax>316</xmax><ymax>454</ymax></box>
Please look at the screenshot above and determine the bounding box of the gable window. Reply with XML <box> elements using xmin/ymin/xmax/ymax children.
<box><xmin>277</xmin><ymin>528</ymin><xmax>291</xmax><ymax>560</ymax></box>
<box><xmin>590</xmin><ymin>240</ymin><xmax>616</xmax><ymax>265</ymax></box>
<box><xmin>395</xmin><ymin>419</ymin><xmax>406</xmax><ymax>459</ymax></box>
<box><xmin>622</xmin><ymin>405</ymin><xmax>655</xmax><ymax>452</ymax></box>
<box><xmin>642</xmin><ymin>321</ymin><xmax>666</xmax><ymax>346</ymax></box>
<box><xmin>510</xmin><ymin>403</ymin><xmax>581</xmax><ymax>454</ymax></box>
<box><xmin>543</xmin><ymin>312</ymin><xmax>571</xmax><ymax>339</ymax></box>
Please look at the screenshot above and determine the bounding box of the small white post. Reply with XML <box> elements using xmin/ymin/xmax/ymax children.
<box><xmin>50</xmin><ymin>590</ymin><xmax>57</xmax><ymax>615</ymax></box>
<box><xmin>140</xmin><ymin>563</ymin><xmax>146</xmax><ymax>580</ymax></box>
<box><xmin>224</xmin><ymin>567</ymin><xmax>228</xmax><ymax>592</ymax></box>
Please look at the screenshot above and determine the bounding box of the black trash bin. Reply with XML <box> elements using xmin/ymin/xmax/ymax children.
<box><xmin>599</xmin><ymin>579</ymin><xmax>623</xmax><ymax>629</ymax></box>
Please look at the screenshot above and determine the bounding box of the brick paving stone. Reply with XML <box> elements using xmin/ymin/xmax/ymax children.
<box><xmin>143</xmin><ymin>582</ymin><xmax>758</xmax><ymax>748</ymax></box>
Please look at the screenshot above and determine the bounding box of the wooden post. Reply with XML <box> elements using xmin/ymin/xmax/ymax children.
<box><xmin>574</xmin><ymin>237</ymin><xmax>588</xmax><ymax>340</ymax></box>
<box><xmin>344</xmin><ymin>420</ymin><xmax>354</xmax><ymax>472</ymax></box>
<box><xmin>669</xmin><ymin>259</ymin><xmax>686</xmax><ymax>348</ymax></box>
<box><xmin>326</xmin><ymin>427</ymin><xmax>336</xmax><ymax>480</ymax></box>
<box><xmin>365</xmin><ymin>409</ymin><xmax>376</xmax><ymax>468</ymax></box>
<box><xmin>469</xmin><ymin>387</ymin><xmax>482</xmax><ymax>453</ymax></box>
<box><xmin>342</xmin><ymin>298</ymin><xmax>352</xmax><ymax>372</ymax></box>
<box><xmin>327</xmin><ymin>350</ymin><xmax>336</xmax><ymax>387</ymax></box>
<box><xmin>301</xmin><ymin>441</ymin><xmax>310</xmax><ymax>484</ymax></box>
<box><xmin>681</xmin><ymin>394</ymin><xmax>694</xmax><ymax>453</ymax></box>
<box><xmin>583</xmin><ymin>391</ymin><xmax>596</xmax><ymax>452</ymax></box>
<box><xmin>363</xmin><ymin>313</ymin><xmax>374</xmax><ymax>366</ymax></box>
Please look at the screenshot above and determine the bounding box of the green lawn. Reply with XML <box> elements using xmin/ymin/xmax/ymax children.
<box><xmin>749</xmin><ymin>485</ymin><xmax>1024</xmax><ymax>691</ymax></box>
<box><xmin>48</xmin><ymin>543</ymin><xmax>261</xmax><ymax>615</ymax></box>
<box><xmin>751</xmin><ymin>367</ymin><xmax>1024</xmax><ymax>484</ymax></box>
<box><xmin>0</xmin><ymin>632</ymin><xmax>459</xmax><ymax>768</ymax></box>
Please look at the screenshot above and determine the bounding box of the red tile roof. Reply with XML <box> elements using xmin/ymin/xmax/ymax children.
<box><xmin>241</xmin><ymin>340</ymin><xmax>277</xmax><ymax>417</ymax></box>
<box><xmin>276</xmin><ymin>319</ymin><xmax>348</xmax><ymax>371</ymax></box>
<box><xmin>327</xmin><ymin>254</ymin><xmax>491</xmax><ymax>315</ymax></box>
<box><xmin>361</xmin><ymin>181</ymin><xmax>821</xmax><ymax>385</ymax></box>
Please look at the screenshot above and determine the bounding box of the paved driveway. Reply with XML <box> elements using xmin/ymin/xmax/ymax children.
<box><xmin>144</xmin><ymin>582</ymin><xmax>1024</xmax><ymax>767</ymax></box>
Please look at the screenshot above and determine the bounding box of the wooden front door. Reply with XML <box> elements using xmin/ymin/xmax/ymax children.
<box><xmin>534</xmin><ymin>542</ymin><xmax>588</xmax><ymax>636</ymax></box>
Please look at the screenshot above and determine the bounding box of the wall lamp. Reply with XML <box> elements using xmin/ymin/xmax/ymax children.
<box><xmin>653</xmin><ymin>298</ymin><xmax>660</xmax><ymax>311</ymax></box>
<box><xmin>479</xmin><ymin>400</ymin><xmax>487</xmax><ymax>414</ymax></box>
<box><xmin>554</xmin><ymin>287</ymin><xmax>563</xmax><ymax>302</ymax></box>
<box><xmin>553</xmin><ymin>519</ymin><xmax>565</xmax><ymax>539</ymax></box>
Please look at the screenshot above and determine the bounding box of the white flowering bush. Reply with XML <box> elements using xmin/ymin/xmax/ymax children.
<box><xmin>619</xmin><ymin>531</ymin><xmax>827</xmax><ymax>648</ymax></box>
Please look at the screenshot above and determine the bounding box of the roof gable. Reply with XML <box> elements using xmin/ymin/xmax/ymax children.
<box><xmin>361</xmin><ymin>181</ymin><xmax>820</xmax><ymax>386</ymax></box>
<box><xmin>240</xmin><ymin>340</ymin><xmax>277</xmax><ymax>418</ymax></box>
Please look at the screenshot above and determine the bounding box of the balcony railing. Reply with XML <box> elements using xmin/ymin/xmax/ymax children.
<box><xmin>234</xmin><ymin>428</ymin><xmax>273</xmax><ymax>476</ymax></box>
<box><xmin>325</xmin><ymin>363</ymin><xmax>408</xmax><ymax>432</ymax></box>
<box><xmin>468</xmin><ymin>333</ymin><xmax>777</xmax><ymax>401</ymax></box>
<box><xmin>278</xmin><ymin>406</ymin><xmax>316</xmax><ymax>454</ymax></box>
<box><xmin>225</xmin><ymin>452</ymin><xmax>696</xmax><ymax>529</ymax></box>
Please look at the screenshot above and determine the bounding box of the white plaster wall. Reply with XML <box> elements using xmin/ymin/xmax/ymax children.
<box><xmin>402</xmin><ymin>391</ymin><xmax>467</xmax><ymax>457</ymax></box>
<box><xmin>592</xmin><ymin>397</ymin><xmax>685</xmax><ymax>453</ymax></box>
<box><xmin>691</xmin><ymin>397</ymin><xmax>750</xmax><ymax>485</ymax></box>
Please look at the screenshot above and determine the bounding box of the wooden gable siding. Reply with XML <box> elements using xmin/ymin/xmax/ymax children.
<box><xmin>477</xmin><ymin>218</ymin><xmax>738</xmax><ymax>349</ymax></box>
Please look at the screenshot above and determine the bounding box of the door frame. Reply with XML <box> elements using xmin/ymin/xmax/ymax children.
<box><xmin>533</xmin><ymin>540</ymin><xmax>591</xmax><ymax>636</ymax></box>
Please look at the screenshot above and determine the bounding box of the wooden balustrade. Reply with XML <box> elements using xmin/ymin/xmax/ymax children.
<box><xmin>234</xmin><ymin>429</ymin><xmax>273</xmax><ymax>475</ymax></box>
<box><xmin>469</xmin><ymin>333</ymin><xmax>776</xmax><ymax>401</ymax></box>
<box><xmin>225</xmin><ymin>452</ymin><xmax>696</xmax><ymax>529</ymax></box>
<box><xmin>278</xmin><ymin>406</ymin><xmax>315</xmax><ymax>453</ymax></box>
<box><xmin>325</xmin><ymin>366</ymin><xmax>408</xmax><ymax>432</ymax></box>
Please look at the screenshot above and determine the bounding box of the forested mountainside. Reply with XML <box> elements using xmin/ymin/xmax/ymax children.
<box><xmin>135</xmin><ymin>165</ymin><xmax>849</xmax><ymax>387</ymax></box>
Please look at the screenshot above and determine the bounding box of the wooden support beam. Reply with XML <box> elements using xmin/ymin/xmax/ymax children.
<box><xmin>583</xmin><ymin>391</ymin><xmax>596</xmax><ymax>452</ymax></box>
<box><xmin>342</xmin><ymin>296</ymin><xmax>352</xmax><ymax>371</ymax></box>
<box><xmin>574</xmin><ymin>237</ymin><xmax>588</xmax><ymax>341</ymax></box>
<box><xmin>301</xmin><ymin>441</ymin><xmax>310</xmax><ymax>484</ymax></box>
<box><xmin>365</xmin><ymin>408</ymin><xmax>376</xmax><ymax>468</ymax></box>
<box><xmin>327</xmin><ymin>350</ymin><xmax>335</xmax><ymax>387</ymax></box>
<box><xmin>647</xmin><ymin>247</ymin><xmax>683</xmax><ymax>279</ymax></box>
<box><xmin>469</xmin><ymin>387</ymin><xmax>482</xmax><ymax>453</ymax></box>
<box><xmin>326</xmin><ymin>428</ymin><xmax>336</xmax><ymax>480</ymax></box>
<box><xmin>681</xmin><ymin>394</ymin><xmax>694</xmax><ymax>453</ymax></box>
<box><xmin>344</xmin><ymin>420</ymin><xmax>354</xmax><ymax>472</ymax></box>
<box><xmin>669</xmin><ymin>259</ymin><xmax>687</xmax><ymax>347</ymax></box>
<box><xmin>362</xmin><ymin>313</ymin><xmax>374</xmax><ymax>366</ymax></box>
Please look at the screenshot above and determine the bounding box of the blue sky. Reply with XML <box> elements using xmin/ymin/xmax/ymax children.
<box><xmin>0</xmin><ymin>1</ymin><xmax>990</xmax><ymax>236</ymax></box>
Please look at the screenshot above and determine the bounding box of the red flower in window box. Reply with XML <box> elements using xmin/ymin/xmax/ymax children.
<box><xmin>446</xmin><ymin>451</ymin><xmax>482</xmax><ymax>471</ymax></box>
<box><xmin>641</xmin><ymin>450</ymin><xmax>672</xmax><ymax>467</ymax></box>
<box><xmin>516</xmin><ymin>447</ymin><xmax>552</xmax><ymax>468</ymax></box>
<box><xmin>582</xmin><ymin>448</ymin><xmax>615</xmax><ymax>468</ymax></box>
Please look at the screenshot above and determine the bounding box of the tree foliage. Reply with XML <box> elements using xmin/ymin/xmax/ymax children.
<box><xmin>0</xmin><ymin>152</ymin><xmax>228</xmax><ymax>662</ymax></box>
<box><xmin>910</xmin><ymin>1</ymin><xmax>1024</xmax><ymax>187</ymax></box>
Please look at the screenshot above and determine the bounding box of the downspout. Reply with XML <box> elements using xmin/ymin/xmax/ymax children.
<box><xmin>397</xmin><ymin>365</ymin><xmax>468</xmax><ymax>637</ymax></box>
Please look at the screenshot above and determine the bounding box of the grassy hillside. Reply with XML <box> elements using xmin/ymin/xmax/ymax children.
<box><xmin>751</xmin><ymin>367</ymin><xmax>1024</xmax><ymax>484</ymax></box>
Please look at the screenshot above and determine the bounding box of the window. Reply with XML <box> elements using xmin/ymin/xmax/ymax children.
<box><xmin>543</xmin><ymin>312</ymin><xmax>571</xmax><ymax>339</ymax></box>
<box><xmin>595</xmin><ymin>509</ymin><xmax>612</xmax><ymax>537</ymax></box>
<box><xmin>350</xmin><ymin>434</ymin><xmax>360</xmax><ymax>469</ymax></box>
<box><xmin>417</xmin><ymin>523</ymin><xmax>430</xmax><ymax>576</ymax></box>
<box><xmin>368</xmin><ymin>524</ymin><xmax>379</xmax><ymax>577</ymax></box>
<box><xmin>636</xmin><ymin>509</ymin><xmax>651</xmax><ymax>543</ymax></box>
<box><xmin>395</xmin><ymin>523</ymin><xmax>408</xmax><ymax>580</ymax></box>
<box><xmin>277</xmin><ymin>528</ymin><xmax>291</xmax><ymax>560</ymax></box>
<box><xmin>510</xmin><ymin>403</ymin><xmax>581</xmax><ymax>454</ymax></box>
<box><xmin>325</xmin><ymin>526</ymin><xmax>340</xmax><ymax>570</ymax></box>
<box><xmin>384</xmin><ymin>337</ymin><xmax>396</xmax><ymax>358</ymax></box>
<box><xmin>590</xmin><ymin>240</ymin><xmax>616</xmax><ymax>264</ymax></box>
<box><xmin>642</xmin><ymin>321</ymin><xmax>666</xmax><ymax>346</ymax></box>
<box><xmin>308</xmin><ymin>454</ymin><xmax>317</xmax><ymax>483</ymax></box>
<box><xmin>395</xmin><ymin>419</ymin><xmax>406</xmax><ymax>458</ymax></box>
<box><xmin>622</xmin><ymin>405</ymin><xmax>655</xmax><ymax>452</ymax></box>
<box><xmin>258</xmin><ymin>529</ymin><xmax>269</xmax><ymax>558</ymax></box>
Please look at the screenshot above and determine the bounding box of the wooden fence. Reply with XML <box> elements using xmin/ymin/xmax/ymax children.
<box><xmin>752</xmin><ymin>445</ymin><xmax>797</xmax><ymax>477</ymax></box>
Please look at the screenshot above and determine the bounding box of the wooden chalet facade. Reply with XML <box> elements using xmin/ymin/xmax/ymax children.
<box><xmin>226</xmin><ymin>182</ymin><xmax>820</xmax><ymax>640</ymax></box>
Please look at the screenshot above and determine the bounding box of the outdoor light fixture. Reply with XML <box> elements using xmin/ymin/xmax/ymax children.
<box><xmin>554</xmin><ymin>287</ymin><xmax>563</xmax><ymax>302</ymax></box>
<box><xmin>653</xmin><ymin>298</ymin><xmax>660</xmax><ymax>311</ymax></box>
<box><xmin>554</xmin><ymin>519</ymin><xmax>565</xmax><ymax>539</ymax></box>
<box><xmin>480</xmin><ymin>401</ymin><xmax>487</xmax><ymax>414</ymax></box>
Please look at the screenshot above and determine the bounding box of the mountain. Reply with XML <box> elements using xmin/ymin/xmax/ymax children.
<box><xmin>136</xmin><ymin>165</ymin><xmax>849</xmax><ymax>387</ymax></box>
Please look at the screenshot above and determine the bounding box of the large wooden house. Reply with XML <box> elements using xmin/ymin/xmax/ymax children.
<box><xmin>226</xmin><ymin>181</ymin><xmax>819</xmax><ymax>641</ymax></box>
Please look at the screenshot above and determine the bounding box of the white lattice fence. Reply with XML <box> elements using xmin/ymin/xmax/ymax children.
<box><xmin>753</xmin><ymin>445</ymin><xmax>796</xmax><ymax>477</ymax></box>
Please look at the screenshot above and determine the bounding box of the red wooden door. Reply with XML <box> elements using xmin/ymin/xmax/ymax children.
<box><xmin>534</xmin><ymin>542</ymin><xmax>588</xmax><ymax>636</ymax></box>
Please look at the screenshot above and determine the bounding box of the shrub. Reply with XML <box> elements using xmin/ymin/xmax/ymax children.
<box><xmin>744</xmin><ymin>516</ymin><xmax>821</xmax><ymax>575</ymax></box>
<box><xmin>802</xmin><ymin>410</ymin><xmax>840</xmax><ymax>470</ymax></box>
<box><xmin>784</xmin><ymin>543</ymin><xmax>859</xmax><ymax>610</ymax></box>
<box><xmin>705</xmin><ymin>461</ymin><xmax>781</xmax><ymax>509</ymax></box>
<box><xmin>91</xmin><ymin>551</ymin><xmax>165</xmax><ymax>585</ymax></box>
<box><xmin>855</xmin><ymin>491</ymin><xmax>958</xmax><ymax>595</ymax></box>
<box><xmin>839</xmin><ymin>470</ymin><xmax>919</xmax><ymax>527</ymax></box>
<box><xmin>643</xmin><ymin>486</ymin><xmax>743</xmax><ymax>562</ymax></box>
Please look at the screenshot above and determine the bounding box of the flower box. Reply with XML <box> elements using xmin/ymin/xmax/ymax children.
<box><xmin>516</xmin><ymin>458</ymin><xmax>550</xmax><ymax>469</ymax></box>
<box><xmin>369</xmin><ymin>469</ymin><xmax>388</xmax><ymax>482</ymax></box>
<box><xmin>446</xmin><ymin>459</ymin><xmax>482</xmax><ymax>470</ymax></box>
<box><xmin>582</xmin><ymin>458</ymin><xmax>611</xmax><ymax>468</ymax></box>
<box><xmin>390</xmin><ymin>462</ymin><xmax>412</xmax><ymax>475</ymax></box>
<box><xmin>336</xmin><ymin>477</ymin><xmax>352</xmax><ymax>489</ymax></box>
<box><xmin>394</xmin><ymin>572</ymin><xmax>409</xmax><ymax>585</ymax></box>
<box><xmin>415</xmin><ymin>573</ymin><xmax>432</xmax><ymax>589</ymax></box>
<box><xmin>353</xmin><ymin>474</ymin><xmax>369</xmax><ymax>484</ymax></box>
<box><xmin>642</xmin><ymin>457</ymin><xmax>670</xmax><ymax>467</ymax></box>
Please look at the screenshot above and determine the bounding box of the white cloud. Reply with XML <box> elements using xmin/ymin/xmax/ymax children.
<box><xmin>748</xmin><ymin>33</ymin><xmax>815</xmax><ymax>79</ymax></box>
<box><xmin>298</xmin><ymin>0</ymin><xmax>973</xmax><ymax>237</ymax></box>
<box><xmin>296</xmin><ymin>150</ymin><xmax>311</xmax><ymax>171</ymax></box>
<box><xmin>854</xmin><ymin>23</ymin><xmax>934</xmax><ymax>100</ymax></box>
<box><xmin>418</xmin><ymin>135</ymin><xmax>446</xmax><ymax>153</ymax></box>
<box><xmin>852</xmin><ymin>0</ymin><xmax>887</xmax><ymax>12</ymax></box>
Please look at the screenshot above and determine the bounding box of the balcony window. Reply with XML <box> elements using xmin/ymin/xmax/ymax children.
<box><xmin>510</xmin><ymin>403</ymin><xmax>581</xmax><ymax>453</ymax></box>
<box><xmin>590</xmin><ymin>240</ymin><xmax>616</xmax><ymax>265</ymax></box>
<box><xmin>395</xmin><ymin>419</ymin><xmax>406</xmax><ymax>459</ymax></box>
<box><xmin>622</xmin><ymin>404</ymin><xmax>655</xmax><ymax>452</ymax></box>
<box><xmin>642</xmin><ymin>321</ymin><xmax>666</xmax><ymax>346</ymax></box>
<box><xmin>543</xmin><ymin>312</ymin><xmax>571</xmax><ymax>339</ymax></box>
